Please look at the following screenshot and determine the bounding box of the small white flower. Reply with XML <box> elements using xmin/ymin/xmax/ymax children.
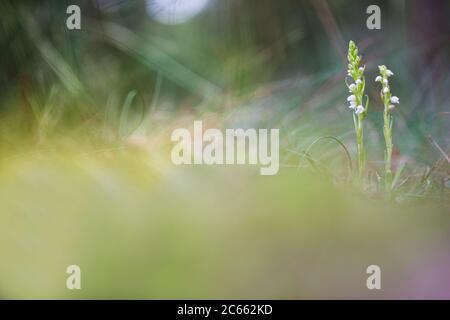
<box><xmin>375</xmin><ymin>76</ymin><xmax>382</xmax><ymax>82</ymax></box>
<box><xmin>355</xmin><ymin>105</ymin><xmax>365</xmax><ymax>115</ymax></box>
<box><xmin>349</xmin><ymin>83</ymin><xmax>356</xmax><ymax>91</ymax></box>
<box><xmin>358</xmin><ymin>66</ymin><xmax>365</xmax><ymax>72</ymax></box>
<box><xmin>348</xmin><ymin>99</ymin><xmax>357</xmax><ymax>109</ymax></box>
<box><xmin>383</xmin><ymin>87</ymin><xmax>389</xmax><ymax>94</ymax></box>
<box><xmin>388</xmin><ymin>104</ymin><xmax>395</xmax><ymax>110</ymax></box>
<box><xmin>347</xmin><ymin>95</ymin><xmax>356</xmax><ymax>102</ymax></box>
<box><xmin>386</xmin><ymin>69</ymin><xmax>394</xmax><ymax>76</ymax></box>
<box><xmin>382</xmin><ymin>78</ymin><xmax>388</xmax><ymax>84</ymax></box>
<box><xmin>390</xmin><ymin>96</ymin><xmax>400</xmax><ymax>104</ymax></box>
<box><xmin>356</xmin><ymin>79</ymin><xmax>362</xmax><ymax>85</ymax></box>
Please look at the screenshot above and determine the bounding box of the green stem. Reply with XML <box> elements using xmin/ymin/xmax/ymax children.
<box><xmin>383</xmin><ymin>110</ymin><xmax>393</xmax><ymax>192</ymax></box>
<box><xmin>353</xmin><ymin>114</ymin><xmax>365</xmax><ymax>183</ymax></box>
<box><xmin>354</xmin><ymin>114</ymin><xmax>365</xmax><ymax>182</ymax></box>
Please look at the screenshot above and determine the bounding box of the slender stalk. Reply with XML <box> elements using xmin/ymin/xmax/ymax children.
<box><xmin>347</xmin><ymin>41</ymin><xmax>368</xmax><ymax>183</ymax></box>
<box><xmin>383</xmin><ymin>110</ymin><xmax>393</xmax><ymax>191</ymax></box>
<box><xmin>376</xmin><ymin>65</ymin><xmax>399</xmax><ymax>192</ymax></box>
<box><xmin>357</xmin><ymin>115</ymin><xmax>365</xmax><ymax>180</ymax></box>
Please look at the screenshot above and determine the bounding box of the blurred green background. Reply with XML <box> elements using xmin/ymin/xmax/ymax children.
<box><xmin>0</xmin><ymin>0</ymin><xmax>449</xmax><ymax>299</ymax></box>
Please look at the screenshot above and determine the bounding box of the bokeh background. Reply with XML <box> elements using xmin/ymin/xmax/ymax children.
<box><xmin>0</xmin><ymin>0</ymin><xmax>449</xmax><ymax>299</ymax></box>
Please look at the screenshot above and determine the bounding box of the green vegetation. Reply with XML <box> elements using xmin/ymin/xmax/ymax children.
<box><xmin>0</xmin><ymin>1</ymin><xmax>449</xmax><ymax>298</ymax></box>
<box><xmin>346</xmin><ymin>40</ymin><xmax>368</xmax><ymax>181</ymax></box>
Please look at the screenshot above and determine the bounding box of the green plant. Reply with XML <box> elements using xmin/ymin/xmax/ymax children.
<box><xmin>376</xmin><ymin>65</ymin><xmax>400</xmax><ymax>192</ymax></box>
<box><xmin>346</xmin><ymin>41</ymin><xmax>369</xmax><ymax>181</ymax></box>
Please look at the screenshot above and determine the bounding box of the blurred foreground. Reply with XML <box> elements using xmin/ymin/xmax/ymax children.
<box><xmin>0</xmin><ymin>142</ymin><xmax>449</xmax><ymax>299</ymax></box>
<box><xmin>0</xmin><ymin>0</ymin><xmax>449</xmax><ymax>299</ymax></box>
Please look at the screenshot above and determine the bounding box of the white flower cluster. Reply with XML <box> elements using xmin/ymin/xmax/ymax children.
<box><xmin>377</xmin><ymin>65</ymin><xmax>399</xmax><ymax>111</ymax></box>
<box><xmin>347</xmin><ymin>67</ymin><xmax>366</xmax><ymax>115</ymax></box>
<box><xmin>347</xmin><ymin>94</ymin><xmax>364</xmax><ymax>115</ymax></box>
<box><xmin>347</xmin><ymin>41</ymin><xmax>367</xmax><ymax>117</ymax></box>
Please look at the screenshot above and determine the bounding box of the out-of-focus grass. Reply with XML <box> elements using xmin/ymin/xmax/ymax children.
<box><xmin>0</xmin><ymin>82</ymin><xmax>448</xmax><ymax>298</ymax></box>
<box><xmin>0</xmin><ymin>136</ymin><xmax>449</xmax><ymax>299</ymax></box>
<box><xmin>0</xmin><ymin>1</ymin><xmax>449</xmax><ymax>299</ymax></box>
